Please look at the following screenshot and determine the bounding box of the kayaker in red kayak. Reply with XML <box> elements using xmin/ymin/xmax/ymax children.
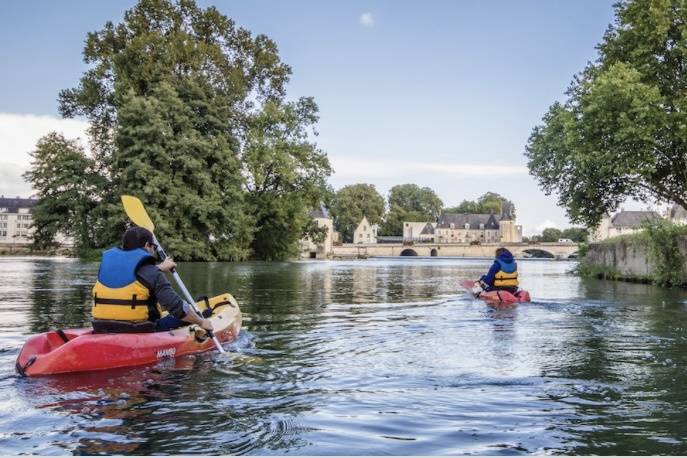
<box><xmin>91</xmin><ymin>226</ymin><xmax>214</xmax><ymax>334</ymax></box>
<box><xmin>476</xmin><ymin>247</ymin><xmax>519</xmax><ymax>296</ymax></box>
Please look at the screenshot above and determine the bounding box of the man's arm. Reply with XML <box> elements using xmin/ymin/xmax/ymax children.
<box><xmin>479</xmin><ymin>261</ymin><xmax>500</xmax><ymax>288</ymax></box>
<box><xmin>137</xmin><ymin>264</ymin><xmax>212</xmax><ymax>330</ymax></box>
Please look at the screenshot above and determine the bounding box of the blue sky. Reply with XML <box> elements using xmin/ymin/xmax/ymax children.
<box><xmin>1</xmin><ymin>0</ymin><xmax>629</xmax><ymax>234</ymax></box>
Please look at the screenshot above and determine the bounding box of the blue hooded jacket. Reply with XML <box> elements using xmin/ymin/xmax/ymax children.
<box><xmin>480</xmin><ymin>249</ymin><xmax>517</xmax><ymax>291</ymax></box>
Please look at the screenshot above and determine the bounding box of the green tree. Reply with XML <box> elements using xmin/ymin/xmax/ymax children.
<box><xmin>541</xmin><ymin>227</ymin><xmax>563</xmax><ymax>242</ymax></box>
<box><xmin>526</xmin><ymin>0</ymin><xmax>687</xmax><ymax>228</ymax></box>
<box><xmin>330</xmin><ymin>184</ymin><xmax>385</xmax><ymax>242</ymax></box>
<box><xmin>23</xmin><ymin>133</ymin><xmax>110</xmax><ymax>254</ymax></box>
<box><xmin>444</xmin><ymin>192</ymin><xmax>516</xmax><ymax>218</ymax></box>
<box><xmin>30</xmin><ymin>0</ymin><xmax>328</xmax><ymax>260</ymax></box>
<box><xmin>444</xmin><ymin>199</ymin><xmax>481</xmax><ymax>214</ymax></box>
<box><xmin>243</xmin><ymin>98</ymin><xmax>332</xmax><ymax>260</ymax></box>
<box><xmin>381</xmin><ymin>184</ymin><xmax>443</xmax><ymax>235</ymax></box>
<box><xmin>561</xmin><ymin>227</ymin><xmax>588</xmax><ymax>243</ymax></box>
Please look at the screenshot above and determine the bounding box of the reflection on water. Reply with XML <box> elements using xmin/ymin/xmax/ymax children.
<box><xmin>0</xmin><ymin>257</ymin><xmax>687</xmax><ymax>454</ymax></box>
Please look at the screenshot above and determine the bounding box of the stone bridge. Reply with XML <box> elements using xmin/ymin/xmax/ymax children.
<box><xmin>331</xmin><ymin>242</ymin><xmax>579</xmax><ymax>260</ymax></box>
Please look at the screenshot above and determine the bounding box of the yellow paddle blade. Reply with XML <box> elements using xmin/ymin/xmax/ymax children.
<box><xmin>121</xmin><ymin>195</ymin><xmax>155</xmax><ymax>232</ymax></box>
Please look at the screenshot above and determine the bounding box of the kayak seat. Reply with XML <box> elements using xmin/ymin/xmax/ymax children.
<box><xmin>196</xmin><ymin>295</ymin><xmax>234</xmax><ymax>316</ymax></box>
<box><xmin>91</xmin><ymin>319</ymin><xmax>155</xmax><ymax>334</ymax></box>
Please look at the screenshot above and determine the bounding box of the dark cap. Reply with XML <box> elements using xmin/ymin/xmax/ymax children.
<box><xmin>122</xmin><ymin>226</ymin><xmax>154</xmax><ymax>250</ymax></box>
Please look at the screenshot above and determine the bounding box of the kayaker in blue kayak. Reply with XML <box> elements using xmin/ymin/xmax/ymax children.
<box><xmin>477</xmin><ymin>247</ymin><xmax>519</xmax><ymax>295</ymax></box>
<box><xmin>91</xmin><ymin>226</ymin><xmax>214</xmax><ymax>333</ymax></box>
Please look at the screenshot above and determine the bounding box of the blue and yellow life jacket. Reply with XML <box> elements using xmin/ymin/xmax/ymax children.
<box><xmin>92</xmin><ymin>248</ymin><xmax>158</xmax><ymax>322</ymax></box>
<box><xmin>494</xmin><ymin>259</ymin><xmax>518</xmax><ymax>288</ymax></box>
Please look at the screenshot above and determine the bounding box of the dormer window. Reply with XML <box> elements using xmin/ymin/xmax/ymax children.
<box><xmin>479</xmin><ymin>223</ymin><xmax>484</xmax><ymax>230</ymax></box>
<box><xmin>449</xmin><ymin>223</ymin><xmax>455</xmax><ymax>229</ymax></box>
<box><xmin>464</xmin><ymin>223</ymin><xmax>470</xmax><ymax>230</ymax></box>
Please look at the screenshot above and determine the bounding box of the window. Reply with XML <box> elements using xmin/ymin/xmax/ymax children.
<box><xmin>0</xmin><ymin>231</ymin><xmax>6</xmax><ymax>237</ymax></box>
<box><xmin>479</xmin><ymin>223</ymin><xmax>484</xmax><ymax>230</ymax></box>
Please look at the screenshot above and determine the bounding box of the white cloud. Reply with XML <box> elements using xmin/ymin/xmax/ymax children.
<box><xmin>331</xmin><ymin>156</ymin><xmax>527</xmax><ymax>179</ymax></box>
<box><xmin>0</xmin><ymin>113</ymin><xmax>89</xmax><ymax>198</ymax></box>
<box><xmin>359</xmin><ymin>12</ymin><xmax>375</xmax><ymax>27</ymax></box>
<box><xmin>533</xmin><ymin>219</ymin><xmax>559</xmax><ymax>235</ymax></box>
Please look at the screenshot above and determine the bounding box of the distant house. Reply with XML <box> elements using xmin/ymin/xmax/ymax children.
<box><xmin>591</xmin><ymin>210</ymin><xmax>662</xmax><ymax>241</ymax></box>
<box><xmin>435</xmin><ymin>213</ymin><xmax>500</xmax><ymax>243</ymax></box>
<box><xmin>404</xmin><ymin>202</ymin><xmax>522</xmax><ymax>244</ymax></box>
<box><xmin>300</xmin><ymin>204</ymin><xmax>334</xmax><ymax>259</ymax></box>
<box><xmin>403</xmin><ymin>222</ymin><xmax>436</xmax><ymax>242</ymax></box>
<box><xmin>0</xmin><ymin>196</ymin><xmax>37</xmax><ymax>244</ymax></box>
<box><xmin>353</xmin><ymin>216</ymin><xmax>378</xmax><ymax>244</ymax></box>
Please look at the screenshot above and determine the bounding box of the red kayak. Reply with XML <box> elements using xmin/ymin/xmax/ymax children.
<box><xmin>460</xmin><ymin>280</ymin><xmax>531</xmax><ymax>306</ymax></box>
<box><xmin>16</xmin><ymin>293</ymin><xmax>241</xmax><ymax>377</ymax></box>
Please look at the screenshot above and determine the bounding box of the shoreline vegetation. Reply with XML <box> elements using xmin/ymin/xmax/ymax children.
<box><xmin>577</xmin><ymin>220</ymin><xmax>687</xmax><ymax>288</ymax></box>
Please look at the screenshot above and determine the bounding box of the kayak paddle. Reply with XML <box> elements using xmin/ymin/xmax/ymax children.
<box><xmin>120</xmin><ymin>195</ymin><xmax>226</xmax><ymax>354</ymax></box>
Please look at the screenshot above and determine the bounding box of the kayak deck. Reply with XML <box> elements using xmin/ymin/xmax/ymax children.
<box><xmin>16</xmin><ymin>293</ymin><xmax>241</xmax><ymax>377</ymax></box>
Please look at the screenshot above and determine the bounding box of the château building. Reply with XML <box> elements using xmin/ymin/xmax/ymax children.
<box><xmin>403</xmin><ymin>202</ymin><xmax>522</xmax><ymax>243</ymax></box>
<box><xmin>590</xmin><ymin>210</ymin><xmax>662</xmax><ymax>241</ymax></box>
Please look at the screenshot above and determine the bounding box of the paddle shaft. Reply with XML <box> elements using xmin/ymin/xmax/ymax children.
<box><xmin>153</xmin><ymin>235</ymin><xmax>225</xmax><ymax>354</ymax></box>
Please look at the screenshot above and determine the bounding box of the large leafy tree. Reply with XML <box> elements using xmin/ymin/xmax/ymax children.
<box><xmin>23</xmin><ymin>133</ymin><xmax>110</xmax><ymax>254</ymax></box>
<box><xmin>30</xmin><ymin>0</ymin><xmax>329</xmax><ymax>260</ymax></box>
<box><xmin>243</xmin><ymin>98</ymin><xmax>332</xmax><ymax>260</ymax></box>
<box><xmin>526</xmin><ymin>0</ymin><xmax>687</xmax><ymax>228</ymax></box>
<box><xmin>561</xmin><ymin>227</ymin><xmax>589</xmax><ymax>243</ymax></box>
<box><xmin>541</xmin><ymin>227</ymin><xmax>563</xmax><ymax>243</ymax></box>
<box><xmin>380</xmin><ymin>184</ymin><xmax>443</xmax><ymax>236</ymax></box>
<box><xmin>330</xmin><ymin>184</ymin><xmax>385</xmax><ymax>242</ymax></box>
<box><xmin>444</xmin><ymin>192</ymin><xmax>516</xmax><ymax>217</ymax></box>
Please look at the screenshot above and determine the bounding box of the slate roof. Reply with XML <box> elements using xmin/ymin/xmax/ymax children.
<box><xmin>611</xmin><ymin>210</ymin><xmax>661</xmax><ymax>228</ymax></box>
<box><xmin>420</xmin><ymin>223</ymin><xmax>435</xmax><ymax>235</ymax></box>
<box><xmin>310</xmin><ymin>203</ymin><xmax>330</xmax><ymax>219</ymax></box>
<box><xmin>0</xmin><ymin>196</ymin><xmax>37</xmax><ymax>213</ymax></box>
<box><xmin>436</xmin><ymin>212</ymin><xmax>500</xmax><ymax>230</ymax></box>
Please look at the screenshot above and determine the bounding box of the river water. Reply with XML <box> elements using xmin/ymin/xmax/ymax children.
<box><xmin>0</xmin><ymin>256</ymin><xmax>686</xmax><ymax>455</ymax></box>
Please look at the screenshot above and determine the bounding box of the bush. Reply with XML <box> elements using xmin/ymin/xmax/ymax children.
<box><xmin>641</xmin><ymin>220</ymin><xmax>687</xmax><ymax>287</ymax></box>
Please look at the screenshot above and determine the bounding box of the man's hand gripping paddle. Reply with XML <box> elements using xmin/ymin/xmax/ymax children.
<box><xmin>460</xmin><ymin>279</ymin><xmax>483</xmax><ymax>298</ymax></box>
<box><xmin>120</xmin><ymin>195</ymin><xmax>226</xmax><ymax>354</ymax></box>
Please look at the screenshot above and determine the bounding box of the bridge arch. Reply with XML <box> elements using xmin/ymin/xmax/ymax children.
<box><xmin>522</xmin><ymin>248</ymin><xmax>555</xmax><ymax>259</ymax></box>
<box><xmin>430</xmin><ymin>248</ymin><xmax>438</xmax><ymax>257</ymax></box>
<box><xmin>401</xmin><ymin>248</ymin><xmax>418</xmax><ymax>256</ymax></box>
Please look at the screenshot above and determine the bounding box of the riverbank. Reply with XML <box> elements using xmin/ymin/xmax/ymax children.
<box><xmin>0</xmin><ymin>243</ymin><xmax>72</xmax><ymax>256</ymax></box>
<box><xmin>578</xmin><ymin>224</ymin><xmax>687</xmax><ymax>287</ymax></box>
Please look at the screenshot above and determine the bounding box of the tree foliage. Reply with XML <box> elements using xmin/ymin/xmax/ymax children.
<box><xmin>23</xmin><ymin>133</ymin><xmax>111</xmax><ymax>254</ymax></box>
<box><xmin>526</xmin><ymin>0</ymin><xmax>687</xmax><ymax>228</ymax></box>
<box><xmin>541</xmin><ymin>227</ymin><xmax>563</xmax><ymax>243</ymax></box>
<box><xmin>330</xmin><ymin>184</ymin><xmax>385</xmax><ymax>242</ymax></box>
<box><xmin>444</xmin><ymin>192</ymin><xmax>516</xmax><ymax>217</ymax></box>
<box><xmin>561</xmin><ymin>227</ymin><xmax>589</xmax><ymax>243</ymax></box>
<box><xmin>242</xmin><ymin>98</ymin><xmax>332</xmax><ymax>260</ymax></box>
<box><xmin>380</xmin><ymin>184</ymin><xmax>443</xmax><ymax>236</ymax></box>
<box><xmin>30</xmin><ymin>0</ymin><xmax>330</xmax><ymax>260</ymax></box>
